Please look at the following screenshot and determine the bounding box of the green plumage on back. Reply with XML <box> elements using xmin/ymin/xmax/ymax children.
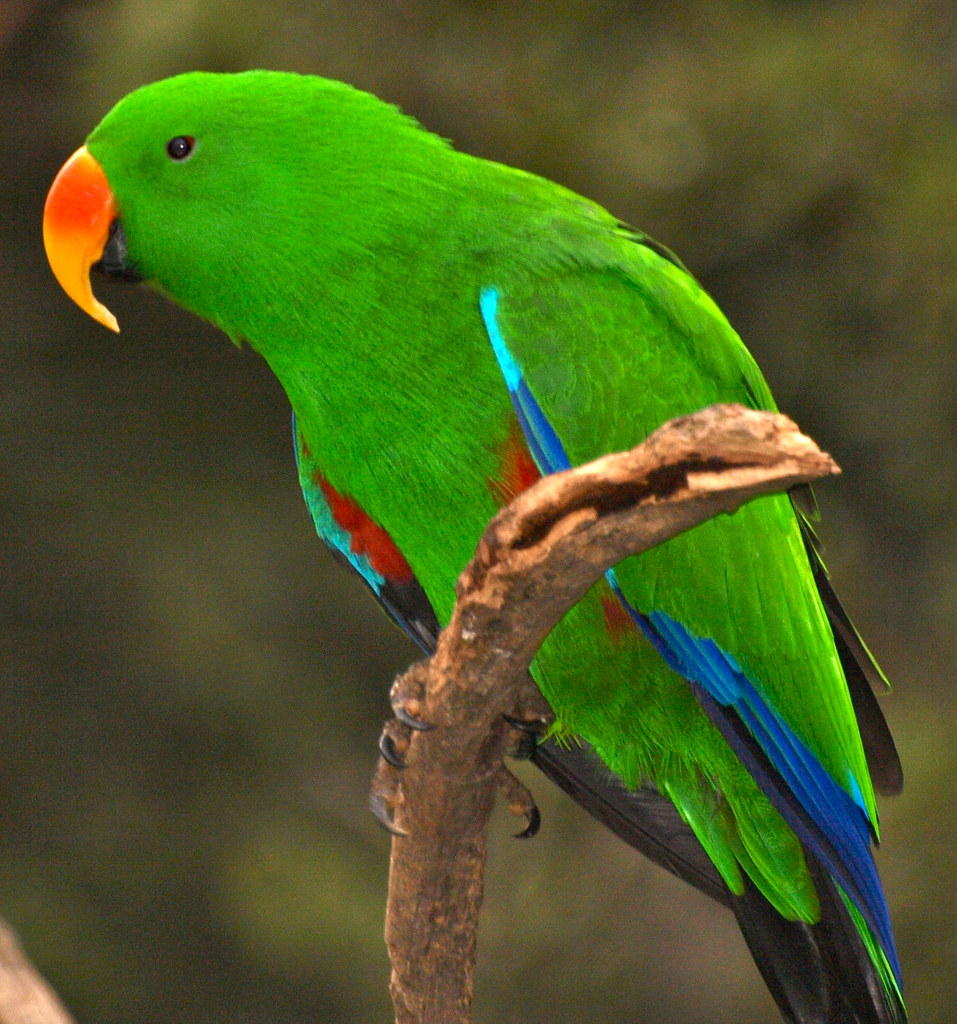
<box><xmin>49</xmin><ymin>70</ymin><xmax>905</xmax><ymax>1023</ymax></box>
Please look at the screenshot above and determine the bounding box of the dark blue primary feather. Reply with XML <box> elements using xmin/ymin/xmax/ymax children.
<box><xmin>645</xmin><ymin>608</ymin><xmax>900</xmax><ymax>984</ymax></box>
<box><xmin>479</xmin><ymin>282</ymin><xmax>904</xmax><ymax>1015</ymax></box>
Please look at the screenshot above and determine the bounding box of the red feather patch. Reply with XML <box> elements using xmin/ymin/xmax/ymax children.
<box><xmin>488</xmin><ymin>419</ymin><xmax>541</xmax><ymax>505</ymax></box>
<box><xmin>485</xmin><ymin>421</ymin><xmax>637</xmax><ymax>643</ymax></box>
<box><xmin>313</xmin><ymin>471</ymin><xmax>415</xmax><ymax>583</ymax></box>
<box><xmin>600</xmin><ymin>586</ymin><xmax>637</xmax><ymax>642</ymax></box>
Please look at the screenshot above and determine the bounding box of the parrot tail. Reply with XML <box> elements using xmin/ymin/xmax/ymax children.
<box><xmin>534</xmin><ymin>739</ymin><xmax>906</xmax><ymax>1024</ymax></box>
<box><xmin>734</xmin><ymin>861</ymin><xmax>906</xmax><ymax>1024</ymax></box>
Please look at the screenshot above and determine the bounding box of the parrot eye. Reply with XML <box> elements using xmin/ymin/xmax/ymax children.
<box><xmin>166</xmin><ymin>135</ymin><xmax>195</xmax><ymax>161</ymax></box>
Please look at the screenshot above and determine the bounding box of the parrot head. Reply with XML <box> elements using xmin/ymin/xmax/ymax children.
<box><xmin>43</xmin><ymin>70</ymin><xmax>449</xmax><ymax>338</ymax></box>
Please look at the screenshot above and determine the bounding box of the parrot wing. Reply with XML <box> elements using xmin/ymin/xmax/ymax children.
<box><xmin>474</xmin><ymin>225</ymin><xmax>904</xmax><ymax>1021</ymax></box>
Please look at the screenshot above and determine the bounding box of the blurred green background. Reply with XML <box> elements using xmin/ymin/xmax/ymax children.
<box><xmin>2</xmin><ymin>1</ymin><xmax>954</xmax><ymax>1021</ymax></box>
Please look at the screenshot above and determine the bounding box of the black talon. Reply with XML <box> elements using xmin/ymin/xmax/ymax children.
<box><xmin>513</xmin><ymin>802</ymin><xmax>541</xmax><ymax>840</ymax></box>
<box><xmin>369</xmin><ymin>792</ymin><xmax>407</xmax><ymax>837</ymax></box>
<box><xmin>503</xmin><ymin>712</ymin><xmax>547</xmax><ymax>761</ymax></box>
<box><xmin>503</xmin><ymin>712</ymin><xmax>549</xmax><ymax>734</ymax></box>
<box><xmin>378</xmin><ymin>729</ymin><xmax>405</xmax><ymax>768</ymax></box>
<box><xmin>496</xmin><ymin>763</ymin><xmax>542</xmax><ymax>839</ymax></box>
<box><xmin>394</xmin><ymin>704</ymin><xmax>434</xmax><ymax>731</ymax></box>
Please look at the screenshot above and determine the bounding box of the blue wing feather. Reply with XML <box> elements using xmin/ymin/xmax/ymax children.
<box><xmin>481</xmin><ymin>288</ymin><xmax>572</xmax><ymax>474</ymax></box>
<box><xmin>479</xmin><ymin>285</ymin><xmax>901</xmax><ymax>987</ymax></box>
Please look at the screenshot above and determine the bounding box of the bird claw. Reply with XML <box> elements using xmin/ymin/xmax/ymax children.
<box><xmin>369</xmin><ymin>793</ymin><xmax>407</xmax><ymax>836</ymax></box>
<box><xmin>496</xmin><ymin>764</ymin><xmax>541</xmax><ymax>839</ymax></box>
<box><xmin>369</xmin><ymin>761</ymin><xmax>407</xmax><ymax>836</ymax></box>
<box><xmin>514</xmin><ymin>802</ymin><xmax>541</xmax><ymax>839</ymax></box>
<box><xmin>378</xmin><ymin>719</ymin><xmax>409</xmax><ymax>768</ymax></box>
<box><xmin>503</xmin><ymin>694</ymin><xmax>552</xmax><ymax>761</ymax></box>
<box><xmin>505</xmin><ymin>722</ymin><xmax>540</xmax><ymax>761</ymax></box>
<box><xmin>394</xmin><ymin>703</ymin><xmax>434</xmax><ymax>732</ymax></box>
<box><xmin>376</xmin><ymin>663</ymin><xmax>432</xmax><ymax>774</ymax></box>
<box><xmin>372</xmin><ymin>665</ymin><xmax>549</xmax><ymax>839</ymax></box>
<box><xmin>369</xmin><ymin>665</ymin><xmax>431</xmax><ymax>832</ymax></box>
<box><xmin>503</xmin><ymin>711</ymin><xmax>549</xmax><ymax>733</ymax></box>
<box><xmin>390</xmin><ymin>664</ymin><xmax>434</xmax><ymax>731</ymax></box>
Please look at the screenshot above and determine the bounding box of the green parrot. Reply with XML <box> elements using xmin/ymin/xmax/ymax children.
<box><xmin>43</xmin><ymin>70</ymin><xmax>905</xmax><ymax>1023</ymax></box>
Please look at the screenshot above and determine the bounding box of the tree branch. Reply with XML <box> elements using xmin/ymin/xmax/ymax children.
<box><xmin>379</xmin><ymin>403</ymin><xmax>840</xmax><ymax>1024</ymax></box>
<box><xmin>0</xmin><ymin>921</ymin><xmax>75</xmax><ymax>1024</ymax></box>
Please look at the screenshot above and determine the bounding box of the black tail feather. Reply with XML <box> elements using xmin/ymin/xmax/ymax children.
<box><xmin>733</xmin><ymin>877</ymin><xmax>833</xmax><ymax>1023</ymax></box>
<box><xmin>734</xmin><ymin>865</ymin><xmax>905</xmax><ymax>1024</ymax></box>
<box><xmin>793</xmin><ymin>487</ymin><xmax>903</xmax><ymax>797</ymax></box>
<box><xmin>535</xmin><ymin>740</ymin><xmax>905</xmax><ymax>1024</ymax></box>
<box><xmin>806</xmin><ymin>859</ymin><xmax>906</xmax><ymax>1024</ymax></box>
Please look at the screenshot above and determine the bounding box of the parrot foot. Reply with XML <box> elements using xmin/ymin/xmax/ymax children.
<box><xmin>377</xmin><ymin>664</ymin><xmax>434</xmax><ymax>772</ymax></box>
<box><xmin>369</xmin><ymin>760</ymin><xmax>406</xmax><ymax>836</ymax></box>
<box><xmin>374</xmin><ymin>666</ymin><xmax>547</xmax><ymax>835</ymax></box>
<box><xmin>502</xmin><ymin>682</ymin><xmax>553</xmax><ymax>760</ymax></box>
<box><xmin>389</xmin><ymin>668</ymin><xmax>434</xmax><ymax>732</ymax></box>
<box><xmin>496</xmin><ymin>764</ymin><xmax>541</xmax><ymax>839</ymax></box>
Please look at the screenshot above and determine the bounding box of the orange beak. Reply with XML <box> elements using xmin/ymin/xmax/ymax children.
<box><xmin>43</xmin><ymin>145</ymin><xmax>120</xmax><ymax>332</ymax></box>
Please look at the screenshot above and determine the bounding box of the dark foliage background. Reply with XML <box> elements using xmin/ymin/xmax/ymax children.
<box><xmin>2</xmin><ymin>1</ymin><xmax>954</xmax><ymax>1021</ymax></box>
